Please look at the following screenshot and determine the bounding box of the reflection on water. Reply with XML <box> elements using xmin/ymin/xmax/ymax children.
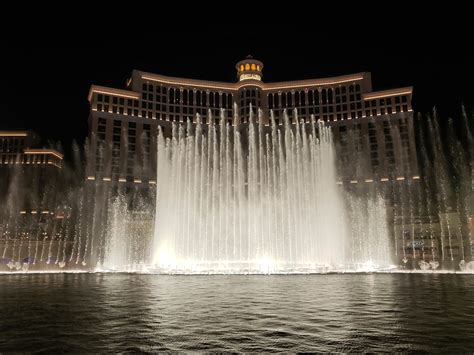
<box><xmin>0</xmin><ymin>274</ymin><xmax>473</xmax><ymax>352</ymax></box>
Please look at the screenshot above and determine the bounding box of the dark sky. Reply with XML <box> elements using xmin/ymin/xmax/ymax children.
<box><xmin>3</xmin><ymin>19</ymin><xmax>473</xmax><ymax>151</ymax></box>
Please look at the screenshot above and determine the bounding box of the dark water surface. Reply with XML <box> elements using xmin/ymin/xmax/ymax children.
<box><xmin>1</xmin><ymin>273</ymin><xmax>473</xmax><ymax>352</ymax></box>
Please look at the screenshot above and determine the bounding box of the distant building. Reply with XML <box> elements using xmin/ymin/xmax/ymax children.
<box><xmin>0</xmin><ymin>130</ymin><xmax>64</xmax><ymax>215</ymax></box>
<box><xmin>86</xmin><ymin>56</ymin><xmax>418</xmax><ymax>187</ymax></box>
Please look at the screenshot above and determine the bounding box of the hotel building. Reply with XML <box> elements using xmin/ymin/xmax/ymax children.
<box><xmin>86</xmin><ymin>57</ymin><xmax>417</xmax><ymax>187</ymax></box>
<box><xmin>0</xmin><ymin>130</ymin><xmax>64</xmax><ymax>212</ymax></box>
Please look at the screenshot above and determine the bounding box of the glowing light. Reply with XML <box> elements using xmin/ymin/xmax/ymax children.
<box><xmin>87</xmin><ymin>176</ymin><xmax>95</xmax><ymax>180</ymax></box>
<box><xmin>239</xmin><ymin>74</ymin><xmax>261</xmax><ymax>81</ymax></box>
<box><xmin>102</xmin><ymin>177</ymin><xmax>111</xmax><ymax>181</ymax></box>
<box><xmin>0</xmin><ymin>131</ymin><xmax>28</xmax><ymax>137</ymax></box>
<box><xmin>396</xmin><ymin>176</ymin><xmax>406</xmax><ymax>181</ymax></box>
<box><xmin>258</xmin><ymin>257</ymin><xmax>276</xmax><ymax>274</ymax></box>
<box><xmin>381</xmin><ymin>177</ymin><xmax>389</xmax><ymax>181</ymax></box>
<box><xmin>365</xmin><ymin>179</ymin><xmax>374</xmax><ymax>183</ymax></box>
<box><xmin>350</xmin><ymin>180</ymin><xmax>358</xmax><ymax>184</ymax></box>
<box><xmin>413</xmin><ymin>175</ymin><xmax>420</xmax><ymax>179</ymax></box>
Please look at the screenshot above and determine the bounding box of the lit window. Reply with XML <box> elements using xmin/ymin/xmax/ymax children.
<box><xmin>240</xmin><ymin>65</ymin><xmax>244</xmax><ymax>71</ymax></box>
<box><xmin>251</xmin><ymin>64</ymin><xmax>256</xmax><ymax>70</ymax></box>
<box><xmin>245</xmin><ymin>63</ymin><xmax>250</xmax><ymax>70</ymax></box>
<box><xmin>257</xmin><ymin>65</ymin><xmax>260</xmax><ymax>71</ymax></box>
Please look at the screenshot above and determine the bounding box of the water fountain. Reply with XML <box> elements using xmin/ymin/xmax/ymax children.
<box><xmin>1</xmin><ymin>107</ymin><xmax>473</xmax><ymax>273</ymax></box>
<box><xmin>151</xmin><ymin>109</ymin><xmax>392</xmax><ymax>273</ymax></box>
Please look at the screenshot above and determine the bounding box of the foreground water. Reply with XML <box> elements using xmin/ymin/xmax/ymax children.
<box><xmin>1</xmin><ymin>274</ymin><xmax>473</xmax><ymax>352</ymax></box>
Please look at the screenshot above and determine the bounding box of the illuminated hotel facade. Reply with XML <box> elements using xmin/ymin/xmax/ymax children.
<box><xmin>0</xmin><ymin>130</ymin><xmax>64</xmax><ymax>217</ymax></box>
<box><xmin>86</xmin><ymin>56</ymin><xmax>418</xmax><ymax>186</ymax></box>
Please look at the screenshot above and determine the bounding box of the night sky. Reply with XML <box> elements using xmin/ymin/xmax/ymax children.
<box><xmin>3</xmin><ymin>19</ymin><xmax>473</xmax><ymax>153</ymax></box>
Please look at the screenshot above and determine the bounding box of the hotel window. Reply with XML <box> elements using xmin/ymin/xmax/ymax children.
<box><xmin>402</xmin><ymin>105</ymin><xmax>408</xmax><ymax>112</ymax></box>
<box><xmin>104</xmin><ymin>95</ymin><xmax>110</xmax><ymax>103</ymax></box>
<box><xmin>98</xmin><ymin>94</ymin><xmax>103</xmax><ymax>101</ymax></box>
<box><xmin>395</xmin><ymin>96</ymin><xmax>400</xmax><ymax>104</ymax></box>
<box><xmin>355</xmin><ymin>84</ymin><xmax>360</xmax><ymax>92</ymax></box>
<box><xmin>402</xmin><ymin>96</ymin><xmax>407</xmax><ymax>103</ymax></box>
<box><xmin>308</xmin><ymin>91</ymin><xmax>314</xmax><ymax>105</ymax></box>
<box><xmin>113</xmin><ymin>97</ymin><xmax>118</xmax><ymax>104</ymax></box>
<box><xmin>341</xmin><ymin>86</ymin><xmax>346</xmax><ymax>94</ymax></box>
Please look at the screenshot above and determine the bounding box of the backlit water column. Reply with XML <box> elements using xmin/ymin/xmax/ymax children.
<box><xmin>152</xmin><ymin>109</ymin><xmax>386</xmax><ymax>273</ymax></box>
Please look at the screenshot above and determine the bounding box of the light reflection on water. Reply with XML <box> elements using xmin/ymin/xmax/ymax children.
<box><xmin>0</xmin><ymin>274</ymin><xmax>473</xmax><ymax>352</ymax></box>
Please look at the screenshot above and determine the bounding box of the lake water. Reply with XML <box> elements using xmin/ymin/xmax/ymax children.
<box><xmin>1</xmin><ymin>273</ymin><xmax>473</xmax><ymax>352</ymax></box>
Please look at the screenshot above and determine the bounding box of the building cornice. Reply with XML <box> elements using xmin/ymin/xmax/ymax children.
<box><xmin>88</xmin><ymin>85</ymin><xmax>141</xmax><ymax>102</ymax></box>
<box><xmin>362</xmin><ymin>87</ymin><xmax>413</xmax><ymax>100</ymax></box>
<box><xmin>136</xmin><ymin>70</ymin><xmax>369</xmax><ymax>91</ymax></box>
<box><xmin>24</xmin><ymin>149</ymin><xmax>64</xmax><ymax>160</ymax></box>
<box><xmin>0</xmin><ymin>131</ymin><xmax>28</xmax><ymax>137</ymax></box>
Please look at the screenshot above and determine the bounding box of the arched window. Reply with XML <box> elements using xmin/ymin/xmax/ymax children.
<box><xmin>287</xmin><ymin>92</ymin><xmax>293</xmax><ymax>107</ymax></box>
<box><xmin>227</xmin><ymin>94</ymin><xmax>232</xmax><ymax>108</ymax></box>
<box><xmin>202</xmin><ymin>92</ymin><xmax>207</xmax><ymax>106</ymax></box>
<box><xmin>176</xmin><ymin>89</ymin><xmax>181</xmax><ymax>104</ymax></box>
<box><xmin>300</xmin><ymin>91</ymin><xmax>306</xmax><ymax>106</ymax></box>
<box><xmin>169</xmin><ymin>88</ymin><xmax>174</xmax><ymax>104</ymax></box>
<box><xmin>268</xmin><ymin>94</ymin><xmax>273</xmax><ymax>109</ymax></box>
<box><xmin>355</xmin><ymin>84</ymin><xmax>361</xmax><ymax>92</ymax></box>
<box><xmin>274</xmin><ymin>93</ymin><xmax>279</xmax><ymax>108</ymax></box>
<box><xmin>251</xmin><ymin>63</ymin><xmax>256</xmax><ymax>70</ymax></box>
<box><xmin>209</xmin><ymin>92</ymin><xmax>214</xmax><ymax>107</ymax></box>
<box><xmin>257</xmin><ymin>65</ymin><xmax>260</xmax><ymax>71</ymax></box>
<box><xmin>240</xmin><ymin>65</ymin><xmax>244</xmax><ymax>71</ymax></box>
<box><xmin>308</xmin><ymin>90</ymin><xmax>314</xmax><ymax>105</ymax></box>
<box><xmin>215</xmin><ymin>92</ymin><xmax>220</xmax><ymax>107</ymax></box>
<box><xmin>315</xmin><ymin>90</ymin><xmax>320</xmax><ymax>104</ymax></box>
<box><xmin>322</xmin><ymin>89</ymin><xmax>327</xmax><ymax>104</ymax></box>
<box><xmin>245</xmin><ymin>63</ymin><xmax>250</xmax><ymax>70</ymax></box>
<box><xmin>282</xmin><ymin>93</ymin><xmax>287</xmax><ymax>107</ymax></box>
<box><xmin>328</xmin><ymin>89</ymin><xmax>333</xmax><ymax>104</ymax></box>
<box><xmin>349</xmin><ymin>85</ymin><xmax>354</xmax><ymax>93</ymax></box>
<box><xmin>189</xmin><ymin>90</ymin><xmax>194</xmax><ymax>105</ymax></box>
<box><xmin>295</xmin><ymin>91</ymin><xmax>300</xmax><ymax>106</ymax></box>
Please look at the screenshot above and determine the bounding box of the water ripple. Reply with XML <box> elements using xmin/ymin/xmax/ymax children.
<box><xmin>1</xmin><ymin>274</ymin><xmax>474</xmax><ymax>352</ymax></box>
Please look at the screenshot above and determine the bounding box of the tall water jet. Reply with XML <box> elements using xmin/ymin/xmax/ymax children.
<box><xmin>152</xmin><ymin>109</ymin><xmax>392</xmax><ymax>273</ymax></box>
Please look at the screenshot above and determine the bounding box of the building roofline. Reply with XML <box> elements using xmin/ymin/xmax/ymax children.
<box><xmin>88</xmin><ymin>85</ymin><xmax>141</xmax><ymax>103</ymax></box>
<box><xmin>24</xmin><ymin>149</ymin><xmax>64</xmax><ymax>160</ymax></box>
<box><xmin>0</xmin><ymin>131</ymin><xmax>29</xmax><ymax>137</ymax></box>
<box><xmin>135</xmin><ymin>70</ymin><xmax>370</xmax><ymax>91</ymax></box>
<box><xmin>362</xmin><ymin>87</ymin><xmax>413</xmax><ymax>100</ymax></box>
